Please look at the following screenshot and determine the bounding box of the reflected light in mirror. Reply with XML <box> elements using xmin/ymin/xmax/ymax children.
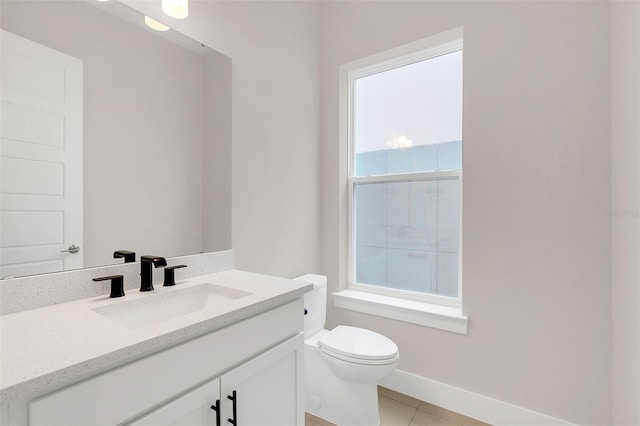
<box><xmin>386</xmin><ymin>134</ymin><xmax>413</xmax><ymax>149</ymax></box>
<box><xmin>144</xmin><ymin>15</ymin><xmax>170</xmax><ymax>32</ymax></box>
<box><xmin>162</xmin><ymin>0</ymin><xmax>188</xmax><ymax>19</ymax></box>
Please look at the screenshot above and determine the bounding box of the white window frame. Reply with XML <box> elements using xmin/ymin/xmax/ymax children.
<box><xmin>336</xmin><ymin>27</ymin><xmax>468</xmax><ymax>334</ymax></box>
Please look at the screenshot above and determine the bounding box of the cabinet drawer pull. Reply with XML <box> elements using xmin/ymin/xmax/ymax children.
<box><xmin>227</xmin><ymin>390</ymin><xmax>237</xmax><ymax>425</ymax></box>
<box><xmin>210</xmin><ymin>399</ymin><xmax>221</xmax><ymax>426</ymax></box>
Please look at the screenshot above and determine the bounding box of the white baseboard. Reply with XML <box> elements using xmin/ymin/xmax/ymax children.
<box><xmin>380</xmin><ymin>369</ymin><xmax>576</xmax><ymax>426</ymax></box>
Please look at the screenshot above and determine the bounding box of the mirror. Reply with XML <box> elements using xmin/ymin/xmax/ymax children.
<box><xmin>0</xmin><ymin>0</ymin><xmax>232</xmax><ymax>278</ymax></box>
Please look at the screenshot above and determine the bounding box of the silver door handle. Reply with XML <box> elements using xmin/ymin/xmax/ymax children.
<box><xmin>61</xmin><ymin>244</ymin><xmax>80</xmax><ymax>254</ymax></box>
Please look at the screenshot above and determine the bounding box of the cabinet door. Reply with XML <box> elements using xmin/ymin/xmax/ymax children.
<box><xmin>128</xmin><ymin>378</ymin><xmax>220</xmax><ymax>426</ymax></box>
<box><xmin>221</xmin><ymin>334</ymin><xmax>304</xmax><ymax>426</ymax></box>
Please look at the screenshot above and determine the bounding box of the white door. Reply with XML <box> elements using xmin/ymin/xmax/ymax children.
<box><xmin>0</xmin><ymin>29</ymin><xmax>83</xmax><ymax>278</ymax></box>
<box><xmin>220</xmin><ymin>334</ymin><xmax>304</xmax><ymax>426</ymax></box>
<box><xmin>128</xmin><ymin>378</ymin><xmax>221</xmax><ymax>426</ymax></box>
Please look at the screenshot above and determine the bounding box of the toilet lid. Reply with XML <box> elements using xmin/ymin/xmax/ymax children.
<box><xmin>318</xmin><ymin>326</ymin><xmax>398</xmax><ymax>362</ymax></box>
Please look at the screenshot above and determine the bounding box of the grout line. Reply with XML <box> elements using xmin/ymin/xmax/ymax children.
<box><xmin>407</xmin><ymin>406</ymin><xmax>419</xmax><ymax>426</ymax></box>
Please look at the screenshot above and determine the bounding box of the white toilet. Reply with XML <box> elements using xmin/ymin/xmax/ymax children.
<box><xmin>295</xmin><ymin>274</ymin><xmax>399</xmax><ymax>426</ymax></box>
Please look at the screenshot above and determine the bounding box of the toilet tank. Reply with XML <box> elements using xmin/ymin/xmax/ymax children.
<box><xmin>294</xmin><ymin>274</ymin><xmax>327</xmax><ymax>337</ymax></box>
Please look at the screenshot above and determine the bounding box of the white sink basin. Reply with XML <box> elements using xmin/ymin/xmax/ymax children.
<box><xmin>93</xmin><ymin>283</ymin><xmax>253</xmax><ymax>329</ymax></box>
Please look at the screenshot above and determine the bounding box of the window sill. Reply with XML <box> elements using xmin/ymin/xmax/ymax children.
<box><xmin>332</xmin><ymin>290</ymin><xmax>468</xmax><ymax>335</ymax></box>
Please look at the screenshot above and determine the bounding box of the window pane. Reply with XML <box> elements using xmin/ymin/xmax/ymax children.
<box><xmin>353</xmin><ymin>50</ymin><xmax>462</xmax><ymax>177</ymax></box>
<box><xmin>354</xmin><ymin>178</ymin><xmax>459</xmax><ymax>297</ymax></box>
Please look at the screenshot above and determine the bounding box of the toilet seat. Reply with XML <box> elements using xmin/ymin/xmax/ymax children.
<box><xmin>321</xmin><ymin>347</ymin><xmax>400</xmax><ymax>365</ymax></box>
<box><xmin>318</xmin><ymin>326</ymin><xmax>399</xmax><ymax>365</ymax></box>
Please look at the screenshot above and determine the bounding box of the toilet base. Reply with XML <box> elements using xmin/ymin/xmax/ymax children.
<box><xmin>305</xmin><ymin>343</ymin><xmax>380</xmax><ymax>426</ymax></box>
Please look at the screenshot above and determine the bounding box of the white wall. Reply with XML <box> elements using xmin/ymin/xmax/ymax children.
<box><xmin>128</xmin><ymin>0</ymin><xmax>323</xmax><ymax>278</ymax></box>
<box><xmin>322</xmin><ymin>2</ymin><xmax>611</xmax><ymax>424</ymax></box>
<box><xmin>611</xmin><ymin>1</ymin><xmax>640</xmax><ymax>423</ymax></box>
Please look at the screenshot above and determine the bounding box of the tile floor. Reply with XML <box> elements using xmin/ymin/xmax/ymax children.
<box><xmin>305</xmin><ymin>386</ymin><xmax>491</xmax><ymax>426</ymax></box>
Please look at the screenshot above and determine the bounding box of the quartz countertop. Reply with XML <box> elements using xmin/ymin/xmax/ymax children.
<box><xmin>0</xmin><ymin>270</ymin><xmax>312</xmax><ymax>403</ymax></box>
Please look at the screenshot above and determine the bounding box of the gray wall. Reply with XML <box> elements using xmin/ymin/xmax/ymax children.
<box><xmin>611</xmin><ymin>1</ymin><xmax>640</xmax><ymax>423</ymax></box>
<box><xmin>322</xmin><ymin>2</ymin><xmax>610</xmax><ymax>424</ymax></box>
<box><xmin>127</xmin><ymin>0</ymin><xmax>323</xmax><ymax>278</ymax></box>
<box><xmin>202</xmin><ymin>52</ymin><xmax>232</xmax><ymax>253</ymax></box>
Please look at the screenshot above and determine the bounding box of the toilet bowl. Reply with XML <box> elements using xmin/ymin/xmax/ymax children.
<box><xmin>296</xmin><ymin>274</ymin><xmax>399</xmax><ymax>426</ymax></box>
<box><xmin>318</xmin><ymin>325</ymin><xmax>399</xmax><ymax>383</ymax></box>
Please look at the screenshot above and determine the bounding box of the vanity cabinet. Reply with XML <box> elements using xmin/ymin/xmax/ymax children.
<box><xmin>219</xmin><ymin>334</ymin><xmax>302</xmax><ymax>426</ymax></box>
<box><xmin>130</xmin><ymin>335</ymin><xmax>303</xmax><ymax>426</ymax></box>
<box><xmin>15</xmin><ymin>300</ymin><xmax>304</xmax><ymax>426</ymax></box>
<box><xmin>129</xmin><ymin>378</ymin><xmax>221</xmax><ymax>426</ymax></box>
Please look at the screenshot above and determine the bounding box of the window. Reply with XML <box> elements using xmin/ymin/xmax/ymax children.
<box><xmin>340</xmin><ymin>29</ymin><xmax>465</xmax><ymax>329</ymax></box>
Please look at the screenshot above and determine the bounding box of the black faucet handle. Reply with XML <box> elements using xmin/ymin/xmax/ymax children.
<box><xmin>113</xmin><ymin>250</ymin><xmax>136</xmax><ymax>263</ymax></box>
<box><xmin>93</xmin><ymin>275</ymin><xmax>125</xmax><ymax>298</ymax></box>
<box><xmin>164</xmin><ymin>265</ymin><xmax>187</xmax><ymax>286</ymax></box>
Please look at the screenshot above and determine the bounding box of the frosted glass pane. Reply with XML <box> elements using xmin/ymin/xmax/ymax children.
<box><xmin>354</xmin><ymin>179</ymin><xmax>459</xmax><ymax>297</ymax></box>
<box><xmin>437</xmin><ymin>179</ymin><xmax>460</xmax><ymax>253</ymax></box>
<box><xmin>353</xmin><ymin>51</ymin><xmax>462</xmax><ymax>176</ymax></box>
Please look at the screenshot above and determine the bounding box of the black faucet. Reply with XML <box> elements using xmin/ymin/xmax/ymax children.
<box><xmin>140</xmin><ymin>255</ymin><xmax>167</xmax><ymax>292</ymax></box>
<box><xmin>113</xmin><ymin>250</ymin><xmax>136</xmax><ymax>263</ymax></box>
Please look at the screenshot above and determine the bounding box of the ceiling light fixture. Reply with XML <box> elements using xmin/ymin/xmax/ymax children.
<box><xmin>144</xmin><ymin>15</ymin><xmax>170</xmax><ymax>32</ymax></box>
<box><xmin>162</xmin><ymin>0</ymin><xmax>188</xmax><ymax>19</ymax></box>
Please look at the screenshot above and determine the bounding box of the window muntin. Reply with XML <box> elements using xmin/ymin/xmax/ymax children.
<box><xmin>348</xmin><ymin>41</ymin><xmax>462</xmax><ymax>305</ymax></box>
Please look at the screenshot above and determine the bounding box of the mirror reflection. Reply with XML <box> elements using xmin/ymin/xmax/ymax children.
<box><xmin>0</xmin><ymin>0</ymin><xmax>232</xmax><ymax>279</ymax></box>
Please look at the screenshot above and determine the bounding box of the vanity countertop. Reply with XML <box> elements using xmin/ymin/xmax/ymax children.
<box><xmin>0</xmin><ymin>270</ymin><xmax>312</xmax><ymax>404</ymax></box>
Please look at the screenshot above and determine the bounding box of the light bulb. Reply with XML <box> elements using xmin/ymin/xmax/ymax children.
<box><xmin>162</xmin><ymin>0</ymin><xmax>188</xmax><ymax>19</ymax></box>
<box><xmin>144</xmin><ymin>16</ymin><xmax>170</xmax><ymax>32</ymax></box>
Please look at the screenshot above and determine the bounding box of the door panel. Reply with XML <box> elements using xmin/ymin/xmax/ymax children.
<box><xmin>221</xmin><ymin>334</ymin><xmax>304</xmax><ymax>426</ymax></box>
<box><xmin>1</xmin><ymin>156</ymin><xmax>63</xmax><ymax>195</ymax></box>
<box><xmin>0</xmin><ymin>29</ymin><xmax>83</xmax><ymax>277</ymax></box>
<box><xmin>1</xmin><ymin>48</ymin><xmax>66</xmax><ymax>101</ymax></box>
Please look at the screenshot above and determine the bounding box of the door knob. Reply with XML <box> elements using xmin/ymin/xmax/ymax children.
<box><xmin>60</xmin><ymin>244</ymin><xmax>80</xmax><ymax>254</ymax></box>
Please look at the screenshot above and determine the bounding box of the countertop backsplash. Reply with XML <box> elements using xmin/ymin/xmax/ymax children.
<box><xmin>0</xmin><ymin>250</ymin><xmax>234</xmax><ymax>315</ymax></box>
